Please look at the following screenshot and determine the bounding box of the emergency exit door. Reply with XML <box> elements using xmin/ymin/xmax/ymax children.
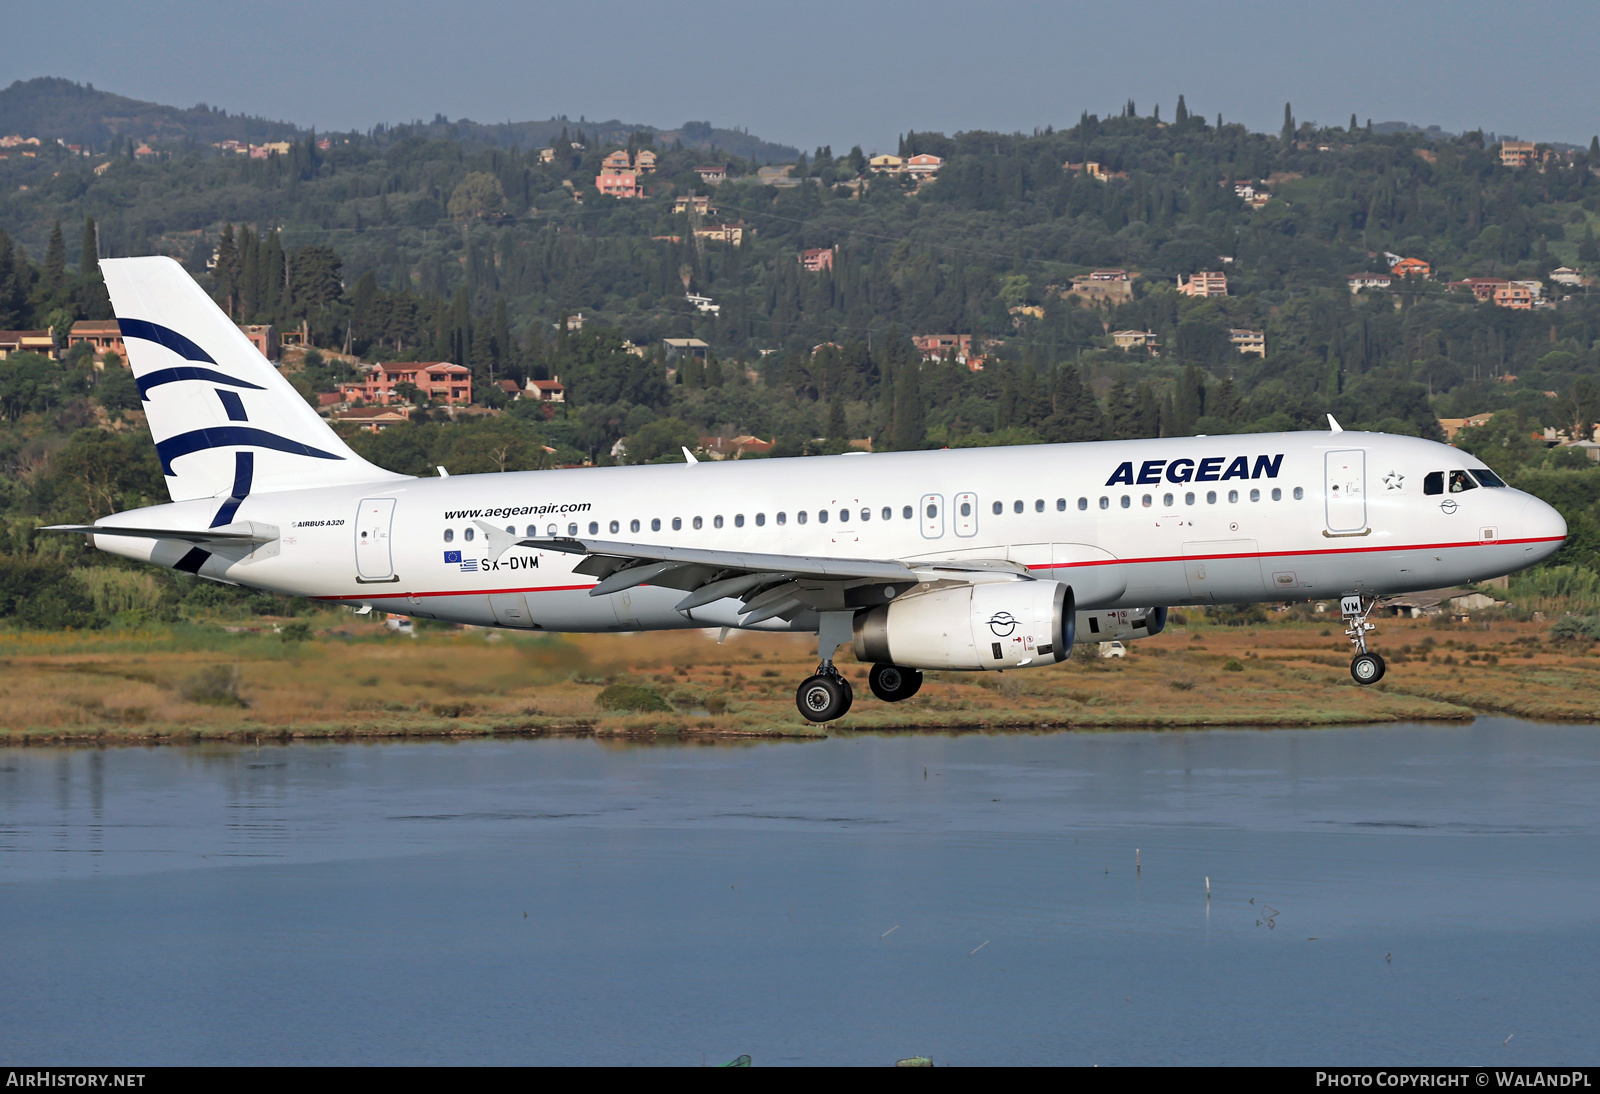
<box><xmin>920</xmin><ymin>494</ymin><xmax>944</xmax><ymax>539</ymax></box>
<box><xmin>1325</xmin><ymin>450</ymin><xmax>1367</xmax><ymax>533</ymax></box>
<box><xmin>355</xmin><ymin>497</ymin><xmax>397</xmax><ymax>581</ymax></box>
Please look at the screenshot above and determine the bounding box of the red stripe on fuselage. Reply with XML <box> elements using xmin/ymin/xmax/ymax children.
<box><xmin>1024</xmin><ymin>534</ymin><xmax>1564</xmax><ymax>570</ymax></box>
<box><xmin>312</xmin><ymin>536</ymin><xmax>1564</xmax><ymax>602</ymax></box>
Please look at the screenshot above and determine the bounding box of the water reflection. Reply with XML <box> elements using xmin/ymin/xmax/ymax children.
<box><xmin>2</xmin><ymin>720</ymin><xmax>1599</xmax><ymax>1065</ymax></box>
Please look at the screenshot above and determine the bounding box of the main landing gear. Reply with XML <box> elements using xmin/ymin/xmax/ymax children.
<box><xmin>793</xmin><ymin>611</ymin><xmax>925</xmax><ymax>722</ymax></box>
<box><xmin>797</xmin><ymin>669</ymin><xmax>853</xmax><ymax>722</ymax></box>
<box><xmin>1340</xmin><ymin>594</ymin><xmax>1386</xmax><ymax>685</ymax></box>
<box><xmin>868</xmin><ymin>663</ymin><xmax>923</xmax><ymax>703</ymax></box>
<box><xmin>796</xmin><ymin>610</ymin><xmax>858</xmax><ymax>723</ymax></box>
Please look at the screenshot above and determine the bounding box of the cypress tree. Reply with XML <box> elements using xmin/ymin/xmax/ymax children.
<box><xmin>492</xmin><ymin>295</ymin><xmax>510</xmax><ymax>377</ymax></box>
<box><xmin>827</xmin><ymin>393</ymin><xmax>846</xmax><ymax>441</ymax></box>
<box><xmin>892</xmin><ymin>358</ymin><xmax>925</xmax><ymax>451</ymax></box>
<box><xmin>1281</xmin><ymin>103</ymin><xmax>1295</xmax><ymax>146</ymax></box>
<box><xmin>703</xmin><ymin>353</ymin><xmax>724</xmax><ymax>387</ymax></box>
<box><xmin>79</xmin><ymin>217</ymin><xmax>98</xmax><ymax>273</ymax></box>
<box><xmin>42</xmin><ymin>220</ymin><xmax>67</xmax><ymax>300</ymax></box>
<box><xmin>1175</xmin><ymin>95</ymin><xmax>1188</xmax><ymax>124</ymax></box>
<box><xmin>1039</xmin><ymin>364</ymin><xmax>1102</xmax><ymax>442</ymax></box>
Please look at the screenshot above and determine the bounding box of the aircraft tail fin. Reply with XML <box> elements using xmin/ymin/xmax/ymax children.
<box><xmin>99</xmin><ymin>256</ymin><xmax>408</xmax><ymax>508</ymax></box>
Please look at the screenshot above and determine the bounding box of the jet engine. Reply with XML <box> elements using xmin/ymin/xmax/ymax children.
<box><xmin>1077</xmin><ymin>607</ymin><xmax>1168</xmax><ymax>643</ymax></box>
<box><xmin>852</xmin><ymin>581</ymin><xmax>1074</xmax><ymax>670</ymax></box>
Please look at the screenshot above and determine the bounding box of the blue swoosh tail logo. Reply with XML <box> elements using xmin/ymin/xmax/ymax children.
<box><xmin>119</xmin><ymin>319</ymin><xmax>217</xmax><ymax>364</ymax></box>
<box><xmin>138</xmin><ymin>367</ymin><xmax>266</xmax><ymax>400</ymax></box>
<box><xmin>155</xmin><ymin>427</ymin><xmax>344</xmax><ymax>476</ymax></box>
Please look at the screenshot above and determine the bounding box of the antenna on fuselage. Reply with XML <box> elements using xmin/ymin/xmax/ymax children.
<box><xmin>1327</xmin><ymin>414</ymin><xmax>1344</xmax><ymax>434</ymax></box>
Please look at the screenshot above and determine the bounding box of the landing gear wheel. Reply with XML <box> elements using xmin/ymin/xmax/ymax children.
<box><xmin>868</xmin><ymin>663</ymin><xmax>923</xmax><ymax>703</ymax></box>
<box><xmin>797</xmin><ymin>673</ymin><xmax>853</xmax><ymax>722</ymax></box>
<box><xmin>1351</xmin><ymin>652</ymin><xmax>1386</xmax><ymax>685</ymax></box>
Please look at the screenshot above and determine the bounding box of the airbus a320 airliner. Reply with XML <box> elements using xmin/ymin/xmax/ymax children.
<box><xmin>50</xmin><ymin>258</ymin><xmax>1567</xmax><ymax>721</ymax></box>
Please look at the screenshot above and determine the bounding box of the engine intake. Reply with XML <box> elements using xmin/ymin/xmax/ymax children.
<box><xmin>853</xmin><ymin>580</ymin><xmax>1074</xmax><ymax>670</ymax></box>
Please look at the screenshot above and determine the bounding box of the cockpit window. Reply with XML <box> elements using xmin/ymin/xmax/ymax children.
<box><xmin>1448</xmin><ymin>470</ymin><xmax>1478</xmax><ymax>493</ymax></box>
<box><xmin>1469</xmin><ymin>468</ymin><xmax>1507</xmax><ymax>488</ymax></box>
<box><xmin>1424</xmin><ymin>471</ymin><xmax>1443</xmax><ymax>496</ymax></box>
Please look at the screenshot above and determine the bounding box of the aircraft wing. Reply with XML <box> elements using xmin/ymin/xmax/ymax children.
<box><xmin>509</xmin><ymin>530</ymin><xmax>1025</xmax><ymax>624</ymax></box>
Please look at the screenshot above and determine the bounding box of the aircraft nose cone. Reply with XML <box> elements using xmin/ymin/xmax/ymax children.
<box><xmin>1520</xmin><ymin>496</ymin><xmax>1567</xmax><ymax>563</ymax></box>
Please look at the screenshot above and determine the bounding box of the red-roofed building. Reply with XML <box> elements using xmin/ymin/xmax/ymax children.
<box><xmin>68</xmin><ymin>320</ymin><xmax>125</xmax><ymax>360</ymax></box>
<box><xmin>800</xmin><ymin>247</ymin><xmax>835</xmax><ymax>272</ymax></box>
<box><xmin>595</xmin><ymin>172</ymin><xmax>639</xmax><ymax>198</ymax></box>
<box><xmin>339</xmin><ymin>362</ymin><xmax>473</xmax><ymax>405</ymax></box>
<box><xmin>526</xmin><ymin>376</ymin><xmax>565</xmax><ymax>403</ymax></box>
<box><xmin>905</xmin><ymin>154</ymin><xmax>943</xmax><ymax>176</ymax></box>
<box><xmin>1449</xmin><ymin>277</ymin><xmax>1510</xmax><ymax>302</ymax></box>
<box><xmin>1391</xmin><ymin>257</ymin><xmax>1431</xmax><ymax>279</ymax></box>
<box><xmin>1178</xmin><ymin>271</ymin><xmax>1228</xmax><ymax>297</ymax></box>
<box><xmin>694</xmin><ymin>165</ymin><xmax>728</xmax><ymax>185</ymax></box>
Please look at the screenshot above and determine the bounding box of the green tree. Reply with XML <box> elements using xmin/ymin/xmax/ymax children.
<box><xmin>624</xmin><ymin>416</ymin><xmax>700</xmax><ymax>463</ymax></box>
<box><xmin>449</xmin><ymin>172</ymin><xmax>506</xmax><ymax>220</ymax></box>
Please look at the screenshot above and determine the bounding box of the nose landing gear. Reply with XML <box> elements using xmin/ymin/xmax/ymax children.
<box><xmin>1340</xmin><ymin>594</ymin><xmax>1386</xmax><ymax>684</ymax></box>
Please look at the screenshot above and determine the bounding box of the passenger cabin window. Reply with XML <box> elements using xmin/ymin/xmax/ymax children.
<box><xmin>1142</xmin><ymin>494</ymin><xmax>1152</xmax><ymax>508</ymax></box>
<box><xmin>1120</xmin><ymin>495</ymin><xmax>1130</xmax><ymax>509</ymax></box>
<box><xmin>693</xmin><ymin>516</ymin><xmax>704</xmax><ymax>530</ymax></box>
<box><xmin>1163</xmin><ymin>493</ymin><xmax>1174</xmax><ymax>507</ymax></box>
<box><xmin>903</xmin><ymin>506</ymin><xmax>914</xmax><ymax>519</ymax></box>
<box><xmin>589</xmin><ymin>522</ymin><xmax>599</xmax><ymax>535</ymax></box>
<box><xmin>837</xmin><ymin>510</ymin><xmax>848</xmax><ymax>523</ymax></box>
<box><xmin>1056</xmin><ymin>498</ymin><xmax>1066</xmax><ymax>511</ymax></box>
<box><xmin>672</xmin><ymin>517</ymin><xmax>682</xmax><ymax>531</ymax></box>
<box><xmin>651</xmin><ymin>518</ymin><xmax>661</xmax><ymax>531</ymax></box>
<box><xmin>1013</xmin><ymin>500</ymin><xmax>1024</xmax><ymax>514</ymax></box>
<box><xmin>568</xmin><ymin>523</ymin><xmax>578</xmax><ymax>536</ymax></box>
<box><xmin>443</xmin><ymin>528</ymin><xmax>454</xmax><ymax>543</ymax></box>
<box><xmin>881</xmin><ymin>508</ymin><xmax>892</xmax><ymax>520</ymax></box>
<box><xmin>735</xmin><ymin>514</ymin><xmax>745</xmax><ymax>527</ymax></box>
<box><xmin>991</xmin><ymin>501</ymin><xmax>1002</xmax><ymax>516</ymax></box>
<box><xmin>1249</xmin><ymin>489</ymin><xmax>1259</xmax><ymax>503</ymax></box>
<box><xmin>1035</xmin><ymin>499</ymin><xmax>1044</xmax><ymax>512</ymax></box>
<box><xmin>756</xmin><ymin>513</ymin><xmax>766</xmax><ymax>527</ymax></box>
<box><xmin>714</xmin><ymin>515</ymin><xmax>724</xmax><ymax>528</ymax></box>
<box><xmin>1078</xmin><ymin>498</ymin><xmax>1088</xmax><ymax>511</ymax></box>
<box><xmin>777</xmin><ymin>512</ymin><xmax>787</xmax><ymax>525</ymax></box>
<box><xmin>818</xmin><ymin>510</ymin><xmax>829</xmax><ymax>524</ymax></box>
<box><xmin>1293</xmin><ymin>487</ymin><xmax>1304</xmax><ymax>500</ymax></box>
<box><xmin>1098</xmin><ymin>496</ymin><xmax>1109</xmax><ymax>510</ymax></box>
<box><xmin>610</xmin><ymin>521</ymin><xmax>620</xmax><ymax>534</ymax></box>
<box><xmin>464</xmin><ymin>527</ymin><xmax>475</xmax><ymax>542</ymax></box>
<box><xmin>799</xmin><ymin>512</ymin><xmax>808</xmax><ymax>524</ymax></box>
<box><xmin>1271</xmin><ymin>488</ymin><xmax>1282</xmax><ymax>501</ymax></box>
<box><xmin>630</xmin><ymin>519</ymin><xmax>641</xmax><ymax>533</ymax></box>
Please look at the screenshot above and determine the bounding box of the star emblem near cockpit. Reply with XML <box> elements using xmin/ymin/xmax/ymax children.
<box><xmin>1383</xmin><ymin>470</ymin><xmax>1404</xmax><ymax>490</ymax></box>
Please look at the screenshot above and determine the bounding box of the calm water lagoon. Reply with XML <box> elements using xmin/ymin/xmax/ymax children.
<box><xmin>2</xmin><ymin>720</ymin><xmax>1598</xmax><ymax>1066</ymax></box>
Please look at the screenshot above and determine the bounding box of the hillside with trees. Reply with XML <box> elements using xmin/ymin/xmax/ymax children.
<box><xmin>3</xmin><ymin>82</ymin><xmax>1600</xmax><ymax>625</ymax></box>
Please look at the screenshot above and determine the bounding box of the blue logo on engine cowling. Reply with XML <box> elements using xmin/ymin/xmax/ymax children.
<box><xmin>1106</xmin><ymin>454</ymin><xmax>1284</xmax><ymax>486</ymax></box>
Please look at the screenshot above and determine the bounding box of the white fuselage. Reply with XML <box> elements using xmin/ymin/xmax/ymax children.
<box><xmin>91</xmin><ymin>430</ymin><xmax>1566</xmax><ymax>633</ymax></box>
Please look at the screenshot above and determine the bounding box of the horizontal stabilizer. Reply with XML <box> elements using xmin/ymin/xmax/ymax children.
<box><xmin>43</xmin><ymin>523</ymin><xmax>274</xmax><ymax>545</ymax></box>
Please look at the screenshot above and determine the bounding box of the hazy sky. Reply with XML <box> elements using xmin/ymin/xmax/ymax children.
<box><xmin>7</xmin><ymin>0</ymin><xmax>1597</xmax><ymax>151</ymax></box>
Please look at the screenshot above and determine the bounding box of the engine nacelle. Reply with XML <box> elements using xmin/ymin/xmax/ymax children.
<box><xmin>853</xmin><ymin>581</ymin><xmax>1074</xmax><ymax>671</ymax></box>
<box><xmin>1077</xmin><ymin>606</ymin><xmax>1168</xmax><ymax>643</ymax></box>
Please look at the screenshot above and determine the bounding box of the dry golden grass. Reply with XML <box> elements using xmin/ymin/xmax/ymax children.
<box><xmin>0</xmin><ymin>609</ymin><xmax>1593</xmax><ymax>744</ymax></box>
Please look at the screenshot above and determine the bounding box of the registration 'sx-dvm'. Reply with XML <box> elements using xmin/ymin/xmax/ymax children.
<box><xmin>52</xmin><ymin>258</ymin><xmax>1567</xmax><ymax>721</ymax></box>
